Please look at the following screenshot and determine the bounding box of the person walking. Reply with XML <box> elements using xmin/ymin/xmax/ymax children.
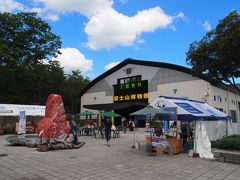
<box><xmin>122</xmin><ymin>116</ymin><xmax>127</xmax><ymax>134</ymax></box>
<box><xmin>104</xmin><ymin>118</ymin><xmax>112</xmax><ymax>146</ymax></box>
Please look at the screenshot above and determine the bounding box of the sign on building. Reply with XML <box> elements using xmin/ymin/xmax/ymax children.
<box><xmin>113</xmin><ymin>80</ymin><xmax>148</xmax><ymax>103</ymax></box>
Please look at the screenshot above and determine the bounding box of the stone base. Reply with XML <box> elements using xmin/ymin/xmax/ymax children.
<box><xmin>6</xmin><ymin>134</ymin><xmax>38</xmax><ymax>146</ymax></box>
<box><xmin>49</xmin><ymin>142</ymin><xmax>85</xmax><ymax>150</ymax></box>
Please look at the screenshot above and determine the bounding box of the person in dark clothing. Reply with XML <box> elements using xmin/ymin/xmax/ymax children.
<box><xmin>69</xmin><ymin>120</ymin><xmax>79</xmax><ymax>145</ymax></box>
<box><xmin>122</xmin><ymin>117</ymin><xmax>127</xmax><ymax>134</ymax></box>
<box><xmin>180</xmin><ymin>123</ymin><xmax>188</xmax><ymax>152</ymax></box>
<box><xmin>104</xmin><ymin>118</ymin><xmax>112</xmax><ymax>146</ymax></box>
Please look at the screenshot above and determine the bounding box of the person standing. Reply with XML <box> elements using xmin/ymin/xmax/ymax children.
<box><xmin>104</xmin><ymin>118</ymin><xmax>112</xmax><ymax>146</ymax></box>
<box><xmin>129</xmin><ymin>119</ymin><xmax>134</xmax><ymax>132</ymax></box>
<box><xmin>122</xmin><ymin>116</ymin><xmax>127</xmax><ymax>133</ymax></box>
<box><xmin>69</xmin><ymin>120</ymin><xmax>79</xmax><ymax>145</ymax></box>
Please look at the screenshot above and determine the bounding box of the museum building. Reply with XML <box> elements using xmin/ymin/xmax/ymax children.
<box><xmin>79</xmin><ymin>58</ymin><xmax>240</xmax><ymax>133</ymax></box>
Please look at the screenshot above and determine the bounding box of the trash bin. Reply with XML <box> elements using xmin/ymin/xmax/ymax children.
<box><xmin>187</xmin><ymin>139</ymin><xmax>194</xmax><ymax>150</ymax></box>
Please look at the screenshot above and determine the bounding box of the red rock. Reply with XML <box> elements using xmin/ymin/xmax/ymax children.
<box><xmin>26</xmin><ymin>121</ymin><xmax>36</xmax><ymax>134</ymax></box>
<box><xmin>36</xmin><ymin>94</ymin><xmax>70</xmax><ymax>139</ymax></box>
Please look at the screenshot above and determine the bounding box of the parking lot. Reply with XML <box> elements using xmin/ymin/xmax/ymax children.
<box><xmin>0</xmin><ymin>129</ymin><xmax>240</xmax><ymax>180</ymax></box>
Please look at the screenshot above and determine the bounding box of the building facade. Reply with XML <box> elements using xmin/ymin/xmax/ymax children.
<box><xmin>80</xmin><ymin>59</ymin><xmax>240</xmax><ymax>133</ymax></box>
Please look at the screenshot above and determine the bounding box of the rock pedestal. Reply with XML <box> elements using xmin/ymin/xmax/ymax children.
<box><xmin>35</xmin><ymin>94</ymin><xmax>84</xmax><ymax>150</ymax></box>
<box><xmin>36</xmin><ymin>94</ymin><xmax>70</xmax><ymax>139</ymax></box>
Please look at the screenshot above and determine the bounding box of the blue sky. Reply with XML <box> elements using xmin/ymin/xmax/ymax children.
<box><xmin>1</xmin><ymin>0</ymin><xmax>240</xmax><ymax>81</ymax></box>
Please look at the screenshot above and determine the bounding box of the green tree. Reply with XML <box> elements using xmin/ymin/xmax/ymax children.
<box><xmin>62</xmin><ymin>70</ymin><xmax>90</xmax><ymax>114</ymax></box>
<box><xmin>186</xmin><ymin>10</ymin><xmax>240</xmax><ymax>89</ymax></box>
<box><xmin>0</xmin><ymin>12</ymin><xmax>61</xmax><ymax>66</ymax></box>
<box><xmin>0</xmin><ymin>12</ymin><xmax>62</xmax><ymax>104</ymax></box>
<box><xmin>0</xmin><ymin>12</ymin><xmax>90</xmax><ymax>112</ymax></box>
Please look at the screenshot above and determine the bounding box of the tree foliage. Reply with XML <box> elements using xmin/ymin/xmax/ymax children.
<box><xmin>186</xmin><ymin>10</ymin><xmax>240</xmax><ymax>89</ymax></box>
<box><xmin>62</xmin><ymin>70</ymin><xmax>90</xmax><ymax>113</ymax></box>
<box><xmin>0</xmin><ymin>12</ymin><xmax>61</xmax><ymax>66</ymax></box>
<box><xmin>0</xmin><ymin>12</ymin><xmax>90</xmax><ymax>113</ymax></box>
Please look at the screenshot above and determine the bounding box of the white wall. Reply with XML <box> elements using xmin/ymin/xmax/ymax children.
<box><xmin>148</xmin><ymin>80</ymin><xmax>209</xmax><ymax>102</ymax></box>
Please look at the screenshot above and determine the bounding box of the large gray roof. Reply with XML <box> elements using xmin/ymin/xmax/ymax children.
<box><xmin>79</xmin><ymin>58</ymin><xmax>239</xmax><ymax>97</ymax></box>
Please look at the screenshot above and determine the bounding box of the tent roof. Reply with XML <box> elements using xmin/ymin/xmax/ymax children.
<box><xmin>150</xmin><ymin>96</ymin><xmax>230</xmax><ymax>121</ymax></box>
<box><xmin>0</xmin><ymin>104</ymin><xmax>45</xmax><ymax>116</ymax></box>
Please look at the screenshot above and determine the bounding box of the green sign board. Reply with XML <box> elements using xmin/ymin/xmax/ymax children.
<box><xmin>113</xmin><ymin>80</ymin><xmax>148</xmax><ymax>102</ymax></box>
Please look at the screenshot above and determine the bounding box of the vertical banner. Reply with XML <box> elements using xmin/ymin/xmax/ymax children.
<box><xmin>164</xmin><ymin>120</ymin><xmax>169</xmax><ymax>132</ymax></box>
<box><xmin>18</xmin><ymin>111</ymin><xmax>26</xmax><ymax>134</ymax></box>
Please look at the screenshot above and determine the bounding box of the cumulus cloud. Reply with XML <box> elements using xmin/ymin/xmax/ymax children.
<box><xmin>45</xmin><ymin>13</ymin><xmax>59</xmax><ymax>21</ymax></box>
<box><xmin>36</xmin><ymin>0</ymin><xmax>113</xmax><ymax>17</ymax></box>
<box><xmin>0</xmin><ymin>0</ymin><xmax>24</xmax><ymax>12</ymax></box>
<box><xmin>203</xmin><ymin>20</ymin><xmax>211</xmax><ymax>32</ymax></box>
<box><xmin>104</xmin><ymin>61</ymin><xmax>121</xmax><ymax>70</ymax></box>
<box><xmin>52</xmin><ymin>48</ymin><xmax>93</xmax><ymax>74</ymax></box>
<box><xmin>1</xmin><ymin>0</ymin><xmax>185</xmax><ymax>50</ymax></box>
<box><xmin>85</xmin><ymin>7</ymin><xmax>180</xmax><ymax>50</ymax></box>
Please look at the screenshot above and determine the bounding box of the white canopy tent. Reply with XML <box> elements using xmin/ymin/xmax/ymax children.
<box><xmin>0</xmin><ymin>104</ymin><xmax>45</xmax><ymax>116</ymax></box>
<box><xmin>150</xmin><ymin>96</ymin><xmax>232</xmax><ymax>158</ymax></box>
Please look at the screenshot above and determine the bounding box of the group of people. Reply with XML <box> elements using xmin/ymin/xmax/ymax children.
<box><xmin>121</xmin><ymin>117</ymin><xmax>135</xmax><ymax>133</ymax></box>
<box><xmin>69</xmin><ymin>117</ymin><xmax>136</xmax><ymax>147</ymax></box>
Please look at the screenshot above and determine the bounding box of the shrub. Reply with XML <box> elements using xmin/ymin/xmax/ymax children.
<box><xmin>211</xmin><ymin>135</ymin><xmax>240</xmax><ymax>150</ymax></box>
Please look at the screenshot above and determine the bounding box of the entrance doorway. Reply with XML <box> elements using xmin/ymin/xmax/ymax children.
<box><xmin>115</xmin><ymin>104</ymin><xmax>146</xmax><ymax>127</ymax></box>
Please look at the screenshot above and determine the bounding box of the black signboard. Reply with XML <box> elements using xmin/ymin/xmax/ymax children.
<box><xmin>113</xmin><ymin>80</ymin><xmax>148</xmax><ymax>102</ymax></box>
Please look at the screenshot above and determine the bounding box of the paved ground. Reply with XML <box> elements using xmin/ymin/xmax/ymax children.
<box><xmin>0</xmin><ymin>129</ymin><xmax>240</xmax><ymax>180</ymax></box>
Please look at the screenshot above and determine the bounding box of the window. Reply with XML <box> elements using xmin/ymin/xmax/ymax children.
<box><xmin>120</xmin><ymin>79</ymin><xmax>124</xmax><ymax>84</ymax></box>
<box><xmin>131</xmin><ymin>76</ymin><xmax>136</xmax><ymax>82</ymax></box>
<box><xmin>126</xmin><ymin>68</ymin><xmax>131</xmax><ymax>74</ymax></box>
<box><xmin>125</xmin><ymin>78</ymin><xmax>130</xmax><ymax>83</ymax></box>
<box><xmin>214</xmin><ymin>95</ymin><xmax>216</xmax><ymax>101</ymax></box>
<box><xmin>217</xmin><ymin>96</ymin><xmax>222</xmax><ymax>102</ymax></box>
<box><xmin>136</xmin><ymin>76</ymin><xmax>141</xmax><ymax>81</ymax></box>
<box><xmin>230</xmin><ymin>110</ymin><xmax>237</xmax><ymax>123</ymax></box>
<box><xmin>117</xmin><ymin>75</ymin><xmax>142</xmax><ymax>84</ymax></box>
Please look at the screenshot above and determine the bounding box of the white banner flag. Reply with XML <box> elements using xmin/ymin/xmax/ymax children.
<box><xmin>18</xmin><ymin>111</ymin><xmax>26</xmax><ymax>134</ymax></box>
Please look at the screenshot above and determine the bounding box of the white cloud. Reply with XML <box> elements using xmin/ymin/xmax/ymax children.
<box><xmin>175</xmin><ymin>11</ymin><xmax>185</xmax><ymax>19</ymax></box>
<box><xmin>104</xmin><ymin>61</ymin><xmax>121</xmax><ymax>70</ymax></box>
<box><xmin>2</xmin><ymin>0</ymin><xmax>185</xmax><ymax>50</ymax></box>
<box><xmin>119</xmin><ymin>0</ymin><xmax>127</xmax><ymax>5</ymax></box>
<box><xmin>36</xmin><ymin>0</ymin><xmax>113</xmax><ymax>17</ymax></box>
<box><xmin>85</xmin><ymin>7</ymin><xmax>180</xmax><ymax>50</ymax></box>
<box><xmin>30</xmin><ymin>7</ymin><xmax>43</xmax><ymax>14</ymax></box>
<box><xmin>0</xmin><ymin>0</ymin><xmax>24</xmax><ymax>12</ymax></box>
<box><xmin>203</xmin><ymin>20</ymin><xmax>211</xmax><ymax>32</ymax></box>
<box><xmin>52</xmin><ymin>48</ymin><xmax>93</xmax><ymax>74</ymax></box>
<box><xmin>45</xmin><ymin>13</ymin><xmax>59</xmax><ymax>21</ymax></box>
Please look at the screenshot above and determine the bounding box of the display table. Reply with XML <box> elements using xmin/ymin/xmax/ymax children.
<box><xmin>145</xmin><ymin>135</ymin><xmax>181</xmax><ymax>155</ymax></box>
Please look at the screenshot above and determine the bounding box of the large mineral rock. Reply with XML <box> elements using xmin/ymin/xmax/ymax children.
<box><xmin>36</xmin><ymin>94</ymin><xmax>70</xmax><ymax>140</ymax></box>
